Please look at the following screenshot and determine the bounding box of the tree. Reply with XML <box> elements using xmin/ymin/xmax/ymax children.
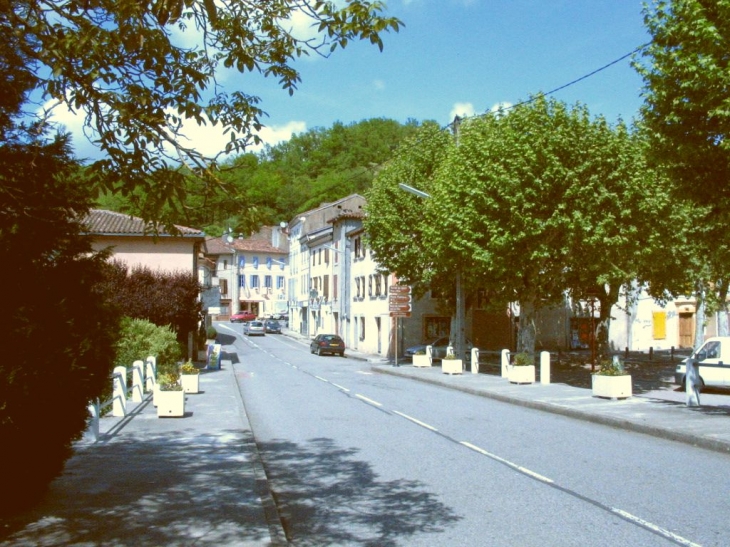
<box><xmin>0</xmin><ymin>132</ymin><xmax>120</xmax><ymax>514</ymax></box>
<box><xmin>636</xmin><ymin>0</ymin><xmax>730</xmax><ymax>341</ymax></box>
<box><xmin>364</xmin><ymin>122</ymin><xmax>454</xmax><ymax>298</ymax></box>
<box><xmin>8</xmin><ymin>0</ymin><xmax>402</xmax><ymax>221</ymax></box>
<box><xmin>426</xmin><ymin>97</ymin><xmax>659</xmax><ymax>357</ymax></box>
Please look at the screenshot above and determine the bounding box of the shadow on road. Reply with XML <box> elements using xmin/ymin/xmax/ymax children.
<box><xmin>257</xmin><ymin>437</ymin><xmax>461</xmax><ymax>546</ymax></box>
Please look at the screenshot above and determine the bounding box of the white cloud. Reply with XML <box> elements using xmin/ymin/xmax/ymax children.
<box><xmin>449</xmin><ymin>102</ymin><xmax>475</xmax><ymax>121</ymax></box>
<box><xmin>489</xmin><ymin>102</ymin><xmax>513</xmax><ymax>117</ymax></box>
<box><xmin>41</xmin><ymin>100</ymin><xmax>305</xmax><ymax>160</ymax></box>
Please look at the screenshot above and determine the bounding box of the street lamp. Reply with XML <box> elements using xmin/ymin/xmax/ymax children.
<box><xmin>397</xmin><ymin>183</ymin><xmax>467</xmax><ymax>364</ymax></box>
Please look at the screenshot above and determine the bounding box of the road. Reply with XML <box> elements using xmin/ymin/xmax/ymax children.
<box><xmin>219</xmin><ymin>323</ymin><xmax>730</xmax><ymax>547</ymax></box>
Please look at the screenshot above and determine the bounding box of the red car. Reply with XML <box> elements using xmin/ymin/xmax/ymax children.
<box><xmin>230</xmin><ymin>310</ymin><xmax>256</xmax><ymax>323</ymax></box>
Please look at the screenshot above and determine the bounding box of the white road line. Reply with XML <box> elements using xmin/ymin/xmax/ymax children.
<box><xmin>355</xmin><ymin>371</ymin><xmax>373</xmax><ymax>375</ymax></box>
<box><xmin>460</xmin><ymin>442</ymin><xmax>554</xmax><ymax>484</ymax></box>
<box><xmin>355</xmin><ymin>394</ymin><xmax>383</xmax><ymax>407</ymax></box>
<box><xmin>393</xmin><ymin>411</ymin><xmax>438</xmax><ymax>431</ymax></box>
<box><xmin>611</xmin><ymin>508</ymin><xmax>703</xmax><ymax>547</ymax></box>
<box><xmin>315</xmin><ymin>376</ymin><xmax>329</xmax><ymax>383</ymax></box>
<box><xmin>331</xmin><ymin>383</ymin><xmax>350</xmax><ymax>392</ymax></box>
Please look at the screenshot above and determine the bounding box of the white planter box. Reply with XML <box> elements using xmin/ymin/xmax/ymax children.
<box><xmin>592</xmin><ymin>374</ymin><xmax>632</xmax><ymax>399</ymax></box>
<box><xmin>442</xmin><ymin>359</ymin><xmax>463</xmax><ymax>375</ymax></box>
<box><xmin>181</xmin><ymin>374</ymin><xmax>200</xmax><ymax>394</ymax></box>
<box><xmin>412</xmin><ymin>354</ymin><xmax>432</xmax><ymax>368</ymax></box>
<box><xmin>509</xmin><ymin>365</ymin><xmax>535</xmax><ymax>384</ymax></box>
<box><xmin>156</xmin><ymin>390</ymin><xmax>185</xmax><ymax>417</ymax></box>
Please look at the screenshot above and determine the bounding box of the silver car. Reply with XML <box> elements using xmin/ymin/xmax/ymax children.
<box><xmin>243</xmin><ymin>320</ymin><xmax>265</xmax><ymax>336</ymax></box>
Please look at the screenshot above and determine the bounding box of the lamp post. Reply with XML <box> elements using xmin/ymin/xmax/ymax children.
<box><xmin>397</xmin><ymin>183</ymin><xmax>467</xmax><ymax>364</ymax></box>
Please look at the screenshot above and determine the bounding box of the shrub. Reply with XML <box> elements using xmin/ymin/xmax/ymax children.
<box><xmin>596</xmin><ymin>355</ymin><xmax>627</xmax><ymax>376</ymax></box>
<box><xmin>513</xmin><ymin>352</ymin><xmax>534</xmax><ymax>366</ymax></box>
<box><xmin>206</xmin><ymin>325</ymin><xmax>218</xmax><ymax>340</ymax></box>
<box><xmin>180</xmin><ymin>361</ymin><xmax>199</xmax><ymax>375</ymax></box>
<box><xmin>114</xmin><ymin>318</ymin><xmax>183</xmax><ymax>377</ymax></box>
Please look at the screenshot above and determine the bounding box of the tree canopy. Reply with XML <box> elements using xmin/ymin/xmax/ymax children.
<box><xmin>8</xmin><ymin>0</ymin><xmax>402</xmax><ymax>220</ymax></box>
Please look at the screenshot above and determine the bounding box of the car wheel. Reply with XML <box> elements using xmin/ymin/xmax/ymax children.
<box><xmin>339</xmin><ymin>352</ymin><xmax>345</xmax><ymax>357</ymax></box>
<box><xmin>317</xmin><ymin>348</ymin><xmax>322</xmax><ymax>356</ymax></box>
<box><xmin>310</xmin><ymin>347</ymin><xmax>314</xmax><ymax>354</ymax></box>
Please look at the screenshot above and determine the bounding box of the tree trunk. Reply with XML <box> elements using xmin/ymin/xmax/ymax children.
<box><xmin>517</xmin><ymin>298</ymin><xmax>537</xmax><ymax>354</ymax></box>
<box><xmin>694</xmin><ymin>287</ymin><xmax>706</xmax><ymax>352</ymax></box>
<box><xmin>716</xmin><ymin>281</ymin><xmax>729</xmax><ymax>337</ymax></box>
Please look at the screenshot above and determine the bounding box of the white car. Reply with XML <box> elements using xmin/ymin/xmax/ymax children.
<box><xmin>675</xmin><ymin>337</ymin><xmax>730</xmax><ymax>389</ymax></box>
<box><xmin>243</xmin><ymin>320</ymin><xmax>265</xmax><ymax>336</ymax></box>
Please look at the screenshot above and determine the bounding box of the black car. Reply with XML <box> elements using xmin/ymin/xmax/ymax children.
<box><xmin>310</xmin><ymin>334</ymin><xmax>346</xmax><ymax>357</ymax></box>
<box><xmin>264</xmin><ymin>320</ymin><xmax>282</xmax><ymax>334</ymax></box>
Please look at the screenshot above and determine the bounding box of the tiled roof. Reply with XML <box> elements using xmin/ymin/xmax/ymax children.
<box><xmin>82</xmin><ymin>210</ymin><xmax>205</xmax><ymax>237</ymax></box>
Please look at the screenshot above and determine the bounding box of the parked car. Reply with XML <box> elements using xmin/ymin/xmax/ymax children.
<box><xmin>675</xmin><ymin>336</ymin><xmax>730</xmax><ymax>389</ymax></box>
<box><xmin>310</xmin><ymin>334</ymin><xmax>346</xmax><ymax>357</ymax></box>
<box><xmin>264</xmin><ymin>320</ymin><xmax>282</xmax><ymax>334</ymax></box>
<box><xmin>231</xmin><ymin>310</ymin><xmax>256</xmax><ymax>323</ymax></box>
<box><xmin>404</xmin><ymin>336</ymin><xmax>474</xmax><ymax>361</ymax></box>
<box><xmin>243</xmin><ymin>320</ymin><xmax>265</xmax><ymax>336</ymax></box>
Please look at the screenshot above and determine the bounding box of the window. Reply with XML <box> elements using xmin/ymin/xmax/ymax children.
<box><xmin>238</xmin><ymin>274</ymin><xmax>245</xmax><ymax>288</ymax></box>
<box><xmin>250</xmin><ymin>275</ymin><xmax>259</xmax><ymax>289</ymax></box>
<box><xmin>264</xmin><ymin>275</ymin><xmax>272</xmax><ymax>289</ymax></box>
<box><xmin>334</xmin><ymin>242</ymin><xmax>339</xmax><ymax>264</ymax></box>
<box><xmin>325</xmin><ymin>248</ymin><xmax>329</xmax><ymax>264</ymax></box>
<box><xmin>368</xmin><ymin>275</ymin><xmax>373</xmax><ymax>297</ymax></box>
<box><xmin>323</xmin><ymin>275</ymin><xmax>329</xmax><ymax>299</ymax></box>
<box><xmin>653</xmin><ymin>311</ymin><xmax>666</xmax><ymax>340</ymax></box>
<box><xmin>333</xmin><ymin>274</ymin><xmax>338</xmax><ymax>300</ymax></box>
<box><xmin>223</xmin><ymin>259</ymin><xmax>228</xmax><ymax>270</ymax></box>
<box><xmin>375</xmin><ymin>274</ymin><xmax>382</xmax><ymax>296</ymax></box>
<box><xmin>359</xmin><ymin>316</ymin><xmax>365</xmax><ymax>341</ymax></box>
<box><xmin>220</xmin><ymin>279</ymin><xmax>228</xmax><ymax>295</ymax></box>
<box><xmin>277</xmin><ymin>276</ymin><xmax>285</xmax><ymax>289</ymax></box>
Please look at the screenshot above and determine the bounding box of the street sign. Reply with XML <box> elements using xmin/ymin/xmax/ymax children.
<box><xmin>390</xmin><ymin>312</ymin><xmax>411</xmax><ymax>317</ymax></box>
<box><xmin>388</xmin><ymin>294</ymin><xmax>412</xmax><ymax>304</ymax></box>
<box><xmin>389</xmin><ymin>284</ymin><xmax>411</xmax><ymax>295</ymax></box>
<box><xmin>389</xmin><ymin>303</ymin><xmax>412</xmax><ymax>312</ymax></box>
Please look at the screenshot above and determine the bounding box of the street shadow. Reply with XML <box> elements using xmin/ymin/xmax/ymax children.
<box><xmin>257</xmin><ymin>437</ymin><xmax>461</xmax><ymax>546</ymax></box>
<box><xmin>0</xmin><ymin>429</ymin><xmax>274</xmax><ymax>546</ymax></box>
<box><xmin>216</xmin><ymin>333</ymin><xmax>236</xmax><ymax>345</ymax></box>
<box><xmin>641</xmin><ymin>397</ymin><xmax>730</xmax><ymax>416</ymax></box>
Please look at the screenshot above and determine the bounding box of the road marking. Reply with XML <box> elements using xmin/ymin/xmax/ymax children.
<box><xmin>393</xmin><ymin>411</ymin><xmax>438</xmax><ymax>431</ymax></box>
<box><xmin>355</xmin><ymin>394</ymin><xmax>382</xmax><ymax>407</ymax></box>
<box><xmin>355</xmin><ymin>371</ymin><xmax>373</xmax><ymax>375</ymax></box>
<box><xmin>331</xmin><ymin>383</ymin><xmax>350</xmax><ymax>392</ymax></box>
<box><xmin>611</xmin><ymin>508</ymin><xmax>703</xmax><ymax>547</ymax></box>
<box><xmin>460</xmin><ymin>442</ymin><xmax>554</xmax><ymax>484</ymax></box>
<box><xmin>315</xmin><ymin>376</ymin><xmax>329</xmax><ymax>383</ymax></box>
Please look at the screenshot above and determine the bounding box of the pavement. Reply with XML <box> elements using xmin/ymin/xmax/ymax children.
<box><xmin>1</xmin><ymin>329</ymin><xmax>729</xmax><ymax>546</ymax></box>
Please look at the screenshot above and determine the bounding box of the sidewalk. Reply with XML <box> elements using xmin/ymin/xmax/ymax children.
<box><xmin>0</xmin><ymin>361</ymin><xmax>287</xmax><ymax>547</ymax></box>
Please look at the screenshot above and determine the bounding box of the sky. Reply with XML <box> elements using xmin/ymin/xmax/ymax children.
<box><xmin>53</xmin><ymin>0</ymin><xmax>652</xmax><ymax>161</ymax></box>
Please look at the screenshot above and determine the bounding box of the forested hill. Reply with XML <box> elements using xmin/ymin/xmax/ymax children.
<box><xmin>97</xmin><ymin>117</ymin><xmax>431</xmax><ymax>236</ymax></box>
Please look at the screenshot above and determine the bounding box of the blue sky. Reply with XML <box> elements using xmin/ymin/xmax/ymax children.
<box><xmin>57</xmin><ymin>0</ymin><xmax>651</xmax><ymax>159</ymax></box>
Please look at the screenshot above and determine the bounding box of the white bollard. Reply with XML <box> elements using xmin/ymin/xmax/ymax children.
<box><xmin>471</xmin><ymin>347</ymin><xmax>479</xmax><ymax>374</ymax></box>
<box><xmin>112</xmin><ymin>366</ymin><xmax>127</xmax><ymax>417</ymax></box>
<box><xmin>86</xmin><ymin>399</ymin><xmax>100</xmax><ymax>442</ymax></box>
<box><xmin>501</xmin><ymin>349</ymin><xmax>510</xmax><ymax>377</ymax></box>
<box><xmin>426</xmin><ymin>345</ymin><xmax>433</xmax><ymax>366</ymax></box>
<box><xmin>685</xmin><ymin>358</ymin><xmax>701</xmax><ymax>407</ymax></box>
<box><xmin>132</xmin><ymin>360</ymin><xmax>144</xmax><ymax>402</ymax></box>
<box><xmin>145</xmin><ymin>355</ymin><xmax>157</xmax><ymax>392</ymax></box>
<box><xmin>540</xmin><ymin>351</ymin><xmax>551</xmax><ymax>385</ymax></box>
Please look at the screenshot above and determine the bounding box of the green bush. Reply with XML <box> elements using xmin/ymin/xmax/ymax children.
<box><xmin>513</xmin><ymin>352</ymin><xmax>534</xmax><ymax>366</ymax></box>
<box><xmin>206</xmin><ymin>325</ymin><xmax>218</xmax><ymax>340</ymax></box>
<box><xmin>115</xmin><ymin>318</ymin><xmax>184</xmax><ymax>377</ymax></box>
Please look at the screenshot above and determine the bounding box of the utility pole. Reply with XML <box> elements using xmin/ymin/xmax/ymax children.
<box><xmin>452</xmin><ymin>116</ymin><xmax>466</xmax><ymax>364</ymax></box>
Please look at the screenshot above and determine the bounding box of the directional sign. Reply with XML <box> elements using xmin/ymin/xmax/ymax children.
<box><xmin>390</xmin><ymin>312</ymin><xmax>411</xmax><ymax>318</ymax></box>
<box><xmin>389</xmin><ymin>302</ymin><xmax>412</xmax><ymax>312</ymax></box>
<box><xmin>388</xmin><ymin>294</ymin><xmax>412</xmax><ymax>304</ymax></box>
<box><xmin>389</xmin><ymin>284</ymin><xmax>411</xmax><ymax>295</ymax></box>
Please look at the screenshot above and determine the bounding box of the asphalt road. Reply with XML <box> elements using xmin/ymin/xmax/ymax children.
<box><xmin>220</xmin><ymin>323</ymin><xmax>730</xmax><ymax>547</ymax></box>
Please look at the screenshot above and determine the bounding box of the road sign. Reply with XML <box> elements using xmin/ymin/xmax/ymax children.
<box><xmin>389</xmin><ymin>302</ymin><xmax>412</xmax><ymax>312</ymax></box>
<box><xmin>390</xmin><ymin>312</ymin><xmax>411</xmax><ymax>317</ymax></box>
<box><xmin>389</xmin><ymin>284</ymin><xmax>411</xmax><ymax>295</ymax></box>
<box><xmin>388</xmin><ymin>294</ymin><xmax>412</xmax><ymax>304</ymax></box>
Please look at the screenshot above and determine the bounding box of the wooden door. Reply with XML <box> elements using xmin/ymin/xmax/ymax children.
<box><xmin>678</xmin><ymin>313</ymin><xmax>694</xmax><ymax>348</ymax></box>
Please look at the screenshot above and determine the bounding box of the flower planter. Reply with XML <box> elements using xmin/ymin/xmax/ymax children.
<box><xmin>592</xmin><ymin>374</ymin><xmax>632</xmax><ymax>399</ymax></box>
<box><xmin>442</xmin><ymin>358</ymin><xmax>463</xmax><ymax>375</ymax></box>
<box><xmin>181</xmin><ymin>374</ymin><xmax>200</xmax><ymax>394</ymax></box>
<box><xmin>509</xmin><ymin>365</ymin><xmax>535</xmax><ymax>384</ymax></box>
<box><xmin>156</xmin><ymin>390</ymin><xmax>185</xmax><ymax>417</ymax></box>
<box><xmin>412</xmin><ymin>354</ymin><xmax>432</xmax><ymax>368</ymax></box>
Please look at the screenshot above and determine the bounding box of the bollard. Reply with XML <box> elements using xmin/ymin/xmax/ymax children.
<box><xmin>146</xmin><ymin>356</ymin><xmax>156</xmax><ymax>392</ymax></box>
<box><xmin>670</xmin><ymin>346</ymin><xmax>675</xmax><ymax>363</ymax></box>
<box><xmin>86</xmin><ymin>399</ymin><xmax>100</xmax><ymax>442</ymax></box>
<box><xmin>685</xmin><ymin>358</ymin><xmax>701</xmax><ymax>407</ymax></box>
<box><xmin>471</xmin><ymin>347</ymin><xmax>479</xmax><ymax>374</ymax></box>
<box><xmin>624</xmin><ymin>347</ymin><xmax>629</xmax><ymax>359</ymax></box>
<box><xmin>132</xmin><ymin>360</ymin><xmax>144</xmax><ymax>402</ymax></box>
<box><xmin>426</xmin><ymin>345</ymin><xmax>433</xmax><ymax>366</ymax></box>
<box><xmin>501</xmin><ymin>349</ymin><xmax>510</xmax><ymax>377</ymax></box>
<box><xmin>112</xmin><ymin>365</ymin><xmax>127</xmax><ymax>417</ymax></box>
<box><xmin>649</xmin><ymin>347</ymin><xmax>654</xmax><ymax>361</ymax></box>
<box><xmin>540</xmin><ymin>351</ymin><xmax>551</xmax><ymax>385</ymax></box>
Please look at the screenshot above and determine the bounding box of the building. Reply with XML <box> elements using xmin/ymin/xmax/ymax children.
<box><xmin>204</xmin><ymin>225</ymin><xmax>289</xmax><ymax>319</ymax></box>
